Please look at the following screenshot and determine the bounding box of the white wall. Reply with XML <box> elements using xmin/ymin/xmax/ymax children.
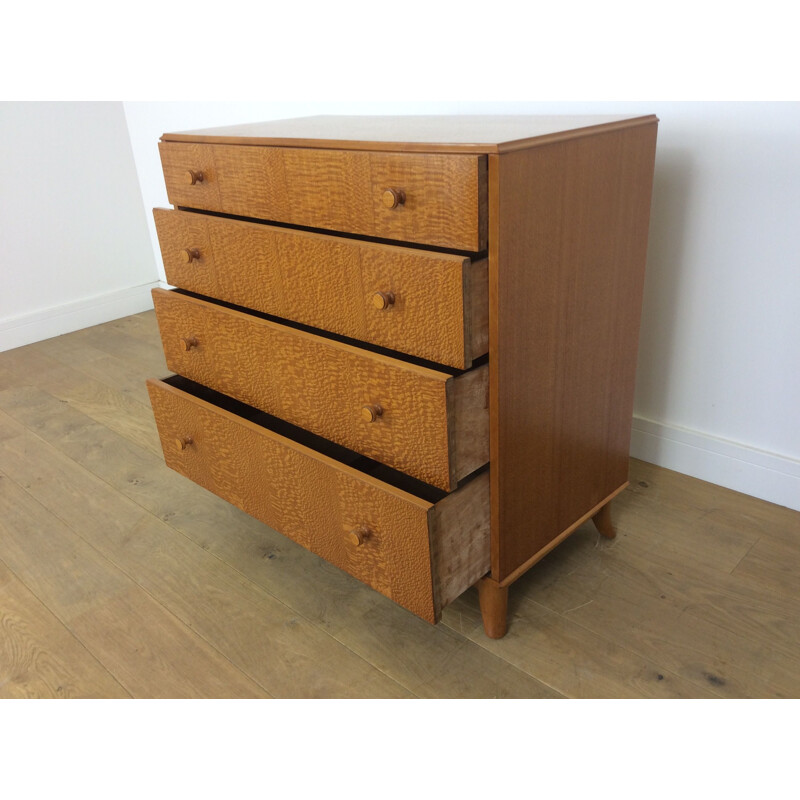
<box><xmin>0</xmin><ymin>102</ymin><xmax>158</xmax><ymax>350</ymax></box>
<box><xmin>122</xmin><ymin>102</ymin><xmax>800</xmax><ymax>512</ymax></box>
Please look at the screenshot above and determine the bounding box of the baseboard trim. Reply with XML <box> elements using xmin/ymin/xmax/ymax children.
<box><xmin>0</xmin><ymin>282</ymin><xmax>165</xmax><ymax>353</ymax></box>
<box><xmin>631</xmin><ymin>416</ymin><xmax>800</xmax><ymax>512</ymax></box>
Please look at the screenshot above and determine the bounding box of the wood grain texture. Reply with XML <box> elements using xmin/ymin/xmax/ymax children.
<box><xmin>0</xmin><ymin>560</ymin><xmax>130</xmax><ymax>698</ymax></box>
<box><xmin>152</xmin><ymin>288</ymin><xmax>488</xmax><ymax>490</ymax></box>
<box><xmin>429</xmin><ymin>470</ymin><xmax>491</xmax><ymax>616</ymax></box>
<box><xmin>466</xmin><ymin>258</ymin><xmax>489</xmax><ymax>361</ymax></box>
<box><xmin>148</xmin><ymin>378</ymin><xmax>439</xmax><ymax>622</ymax></box>
<box><xmin>449</xmin><ymin>361</ymin><xmax>490</xmax><ymax>483</ymax></box>
<box><xmin>476</xmin><ymin>577</ymin><xmax>509</xmax><ymax>639</ymax></box>
<box><xmin>147</xmin><ymin>378</ymin><xmax>490</xmax><ymax>624</ymax></box>
<box><xmin>154</xmin><ymin>208</ymin><xmax>485</xmax><ymax>368</ymax></box>
<box><xmin>489</xmin><ymin>122</ymin><xmax>658</xmax><ymax>581</ymax></box>
<box><xmin>0</xmin><ymin>462</ymin><xmax>267</xmax><ymax>699</ymax></box>
<box><xmin>160</xmin><ymin>114</ymin><xmax>657</xmax><ymax>154</ymax></box>
<box><xmin>159</xmin><ymin>142</ymin><xmax>487</xmax><ymax>251</ymax></box>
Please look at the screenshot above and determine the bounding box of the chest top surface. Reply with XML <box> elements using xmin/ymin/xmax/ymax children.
<box><xmin>161</xmin><ymin>114</ymin><xmax>657</xmax><ymax>153</ymax></box>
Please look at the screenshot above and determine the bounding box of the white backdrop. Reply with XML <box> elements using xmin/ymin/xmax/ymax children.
<box><xmin>0</xmin><ymin>102</ymin><xmax>158</xmax><ymax>348</ymax></box>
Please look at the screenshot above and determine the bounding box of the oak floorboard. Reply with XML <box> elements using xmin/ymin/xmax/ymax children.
<box><xmin>525</xmin><ymin>523</ymin><xmax>800</xmax><ymax>665</ymax></box>
<box><xmin>74</xmin><ymin>351</ymin><xmax>168</xmax><ymax>407</ymax></box>
<box><xmin>94</xmin><ymin>309</ymin><xmax>165</xmax><ymax>348</ymax></box>
<box><xmin>0</xmin><ymin>344</ymin><xmax>72</xmax><ymax>391</ymax></box>
<box><xmin>328</xmin><ymin>600</ymin><xmax>564</xmax><ymax>698</ymax></box>
<box><xmin>506</xmin><ymin>538</ymin><xmax>799</xmax><ymax>698</ymax></box>
<box><xmin>616</xmin><ymin>478</ymin><xmax>762</xmax><ymax>574</ymax></box>
<box><xmin>0</xmin><ymin>345</ymin><xmax>163</xmax><ymax>456</ymax></box>
<box><xmin>0</xmin><ymin>467</ymin><xmax>271</xmax><ymax>699</ymax></box>
<box><xmin>0</xmin><ymin>560</ymin><xmax>130</xmax><ymax>699</ymax></box>
<box><xmin>731</xmin><ymin>536</ymin><xmax>800</xmax><ymax>609</ymax></box>
<box><xmin>441</xmin><ymin>588</ymin><xmax>718</xmax><ymax>698</ymax></box>
<box><xmin>94</xmin><ymin>322</ymin><xmax>173</xmax><ymax>366</ymax></box>
<box><xmin>25</xmin><ymin>322</ymin><xmax>170</xmax><ymax>404</ymax></box>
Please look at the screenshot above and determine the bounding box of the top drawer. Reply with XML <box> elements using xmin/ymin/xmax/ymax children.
<box><xmin>159</xmin><ymin>142</ymin><xmax>488</xmax><ymax>252</ymax></box>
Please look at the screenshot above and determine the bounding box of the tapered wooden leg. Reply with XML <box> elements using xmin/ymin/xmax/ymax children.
<box><xmin>592</xmin><ymin>501</ymin><xmax>617</xmax><ymax>539</ymax></box>
<box><xmin>477</xmin><ymin>576</ymin><xmax>509</xmax><ymax>639</ymax></box>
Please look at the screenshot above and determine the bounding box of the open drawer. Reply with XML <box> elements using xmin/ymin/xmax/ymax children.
<box><xmin>147</xmin><ymin>375</ymin><xmax>490</xmax><ymax>624</ymax></box>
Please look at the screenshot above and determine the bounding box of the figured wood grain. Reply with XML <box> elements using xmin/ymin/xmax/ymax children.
<box><xmin>147</xmin><ymin>378</ymin><xmax>442</xmax><ymax>621</ymax></box>
<box><xmin>152</xmin><ymin>288</ymin><xmax>488</xmax><ymax>491</ymax></box>
<box><xmin>159</xmin><ymin>142</ymin><xmax>487</xmax><ymax>251</ymax></box>
<box><xmin>489</xmin><ymin>121</ymin><xmax>658</xmax><ymax>581</ymax></box>
<box><xmin>154</xmin><ymin>208</ymin><xmax>485</xmax><ymax>368</ymax></box>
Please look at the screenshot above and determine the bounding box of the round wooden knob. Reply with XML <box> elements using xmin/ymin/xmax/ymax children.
<box><xmin>174</xmin><ymin>436</ymin><xmax>193</xmax><ymax>451</ymax></box>
<box><xmin>181</xmin><ymin>247</ymin><xmax>201</xmax><ymax>264</ymax></box>
<box><xmin>347</xmin><ymin>526</ymin><xmax>370</xmax><ymax>547</ymax></box>
<box><xmin>371</xmin><ymin>291</ymin><xmax>395</xmax><ymax>310</ymax></box>
<box><xmin>381</xmin><ymin>188</ymin><xmax>406</xmax><ymax>209</ymax></box>
<box><xmin>180</xmin><ymin>336</ymin><xmax>199</xmax><ymax>351</ymax></box>
<box><xmin>185</xmin><ymin>169</ymin><xmax>204</xmax><ymax>185</ymax></box>
<box><xmin>360</xmin><ymin>404</ymin><xmax>383</xmax><ymax>423</ymax></box>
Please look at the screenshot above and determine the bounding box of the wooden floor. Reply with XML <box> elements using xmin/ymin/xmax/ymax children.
<box><xmin>1</xmin><ymin>311</ymin><xmax>798</xmax><ymax>699</ymax></box>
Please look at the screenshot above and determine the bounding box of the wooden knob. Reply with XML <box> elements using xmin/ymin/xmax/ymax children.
<box><xmin>185</xmin><ymin>169</ymin><xmax>204</xmax><ymax>185</ymax></box>
<box><xmin>381</xmin><ymin>188</ymin><xmax>406</xmax><ymax>209</ymax></box>
<box><xmin>181</xmin><ymin>247</ymin><xmax>201</xmax><ymax>264</ymax></box>
<box><xmin>371</xmin><ymin>291</ymin><xmax>395</xmax><ymax>310</ymax></box>
<box><xmin>180</xmin><ymin>336</ymin><xmax>199</xmax><ymax>351</ymax></box>
<box><xmin>347</xmin><ymin>526</ymin><xmax>370</xmax><ymax>547</ymax></box>
<box><xmin>174</xmin><ymin>436</ymin><xmax>193</xmax><ymax>451</ymax></box>
<box><xmin>360</xmin><ymin>404</ymin><xmax>383</xmax><ymax>423</ymax></box>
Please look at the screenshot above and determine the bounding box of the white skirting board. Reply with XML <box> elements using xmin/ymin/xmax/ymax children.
<box><xmin>0</xmin><ymin>282</ymin><xmax>163</xmax><ymax>354</ymax></box>
<box><xmin>631</xmin><ymin>416</ymin><xmax>800</xmax><ymax>513</ymax></box>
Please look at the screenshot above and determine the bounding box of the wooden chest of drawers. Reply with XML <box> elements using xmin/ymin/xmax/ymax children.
<box><xmin>147</xmin><ymin>114</ymin><xmax>658</xmax><ymax>637</ymax></box>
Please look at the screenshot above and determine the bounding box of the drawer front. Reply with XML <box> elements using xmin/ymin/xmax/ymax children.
<box><xmin>147</xmin><ymin>377</ymin><xmax>440</xmax><ymax>622</ymax></box>
<box><xmin>152</xmin><ymin>288</ymin><xmax>486</xmax><ymax>491</ymax></box>
<box><xmin>159</xmin><ymin>141</ymin><xmax>487</xmax><ymax>251</ymax></box>
<box><xmin>154</xmin><ymin>208</ymin><xmax>488</xmax><ymax>369</ymax></box>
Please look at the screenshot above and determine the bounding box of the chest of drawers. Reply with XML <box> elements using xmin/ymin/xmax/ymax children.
<box><xmin>147</xmin><ymin>114</ymin><xmax>658</xmax><ymax>638</ymax></box>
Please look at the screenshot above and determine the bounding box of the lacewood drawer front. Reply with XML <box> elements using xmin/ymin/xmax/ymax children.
<box><xmin>147</xmin><ymin>376</ymin><xmax>490</xmax><ymax>624</ymax></box>
<box><xmin>152</xmin><ymin>288</ymin><xmax>489</xmax><ymax>492</ymax></box>
<box><xmin>158</xmin><ymin>141</ymin><xmax>488</xmax><ymax>251</ymax></box>
<box><xmin>154</xmin><ymin>208</ymin><xmax>488</xmax><ymax>369</ymax></box>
